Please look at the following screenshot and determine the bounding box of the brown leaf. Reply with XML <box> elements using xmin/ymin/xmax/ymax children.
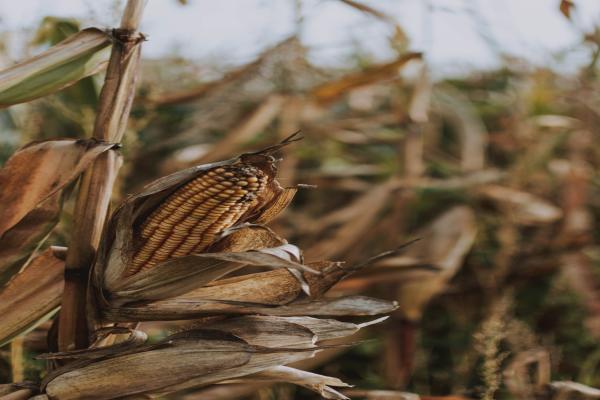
<box><xmin>560</xmin><ymin>0</ymin><xmax>575</xmax><ymax>19</ymax></box>
<box><xmin>339</xmin><ymin>0</ymin><xmax>397</xmax><ymax>25</ymax></box>
<box><xmin>0</xmin><ymin>193</ymin><xmax>61</xmax><ymax>285</ymax></box>
<box><xmin>0</xmin><ymin>248</ymin><xmax>65</xmax><ymax>346</ymax></box>
<box><xmin>0</xmin><ymin>138</ymin><xmax>114</xmax><ymax>238</ymax></box>
<box><xmin>478</xmin><ymin>185</ymin><xmax>563</xmax><ymax>225</ymax></box>
<box><xmin>310</xmin><ymin>53</ymin><xmax>421</xmax><ymax>105</ymax></box>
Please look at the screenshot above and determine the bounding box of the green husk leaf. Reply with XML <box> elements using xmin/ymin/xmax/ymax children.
<box><xmin>0</xmin><ymin>28</ymin><xmax>110</xmax><ymax>107</ymax></box>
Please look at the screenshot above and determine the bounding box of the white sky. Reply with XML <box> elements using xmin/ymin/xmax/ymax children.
<box><xmin>1</xmin><ymin>0</ymin><xmax>600</xmax><ymax>76</ymax></box>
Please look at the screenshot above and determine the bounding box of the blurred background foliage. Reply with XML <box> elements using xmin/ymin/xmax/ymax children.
<box><xmin>2</xmin><ymin>1</ymin><xmax>600</xmax><ymax>399</ymax></box>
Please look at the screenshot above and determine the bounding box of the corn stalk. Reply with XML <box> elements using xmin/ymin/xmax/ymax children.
<box><xmin>58</xmin><ymin>0</ymin><xmax>147</xmax><ymax>351</ymax></box>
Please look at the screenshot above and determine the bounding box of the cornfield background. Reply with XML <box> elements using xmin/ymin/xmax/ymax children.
<box><xmin>1</xmin><ymin>0</ymin><xmax>600</xmax><ymax>399</ymax></box>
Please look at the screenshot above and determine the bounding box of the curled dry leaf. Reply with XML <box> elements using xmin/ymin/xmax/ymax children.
<box><xmin>0</xmin><ymin>138</ymin><xmax>115</xmax><ymax>235</ymax></box>
<box><xmin>0</xmin><ymin>194</ymin><xmax>61</xmax><ymax>285</ymax></box>
<box><xmin>560</xmin><ymin>0</ymin><xmax>575</xmax><ymax>20</ymax></box>
<box><xmin>310</xmin><ymin>52</ymin><xmax>421</xmax><ymax>105</ymax></box>
<box><xmin>478</xmin><ymin>184</ymin><xmax>563</xmax><ymax>225</ymax></box>
<box><xmin>0</xmin><ymin>28</ymin><xmax>110</xmax><ymax>107</ymax></box>
<box><xmin>0</xmin><ymin>138</ymin><xmax>114</xmax><ymax>283</ymax></box>
<box><xmin>0</xmin><ymin>248</ymin><xmax>65</xmax><ymax>346</ymax></box>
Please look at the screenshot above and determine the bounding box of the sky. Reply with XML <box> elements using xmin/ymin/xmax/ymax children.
<box><xmin>0</xmin><ymin>0</ymin><xmax>599</xmax><ymax>76</ymax></box>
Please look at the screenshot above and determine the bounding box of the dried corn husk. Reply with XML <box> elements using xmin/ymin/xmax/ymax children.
<box><xmin>92</xmin><ymin>139</ymin><xmax>395</xmax><ymax>323</ymax></box>
<box><xmin>43</xmin><ymin>316</ymin><xmax>387</xmax><ymax>399</ymax></box>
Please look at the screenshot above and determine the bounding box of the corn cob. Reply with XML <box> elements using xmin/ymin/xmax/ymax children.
<box><xmin>126</xmin><ymin>164</ymin><xmax>269</xmax><ymax>276</ymax></box>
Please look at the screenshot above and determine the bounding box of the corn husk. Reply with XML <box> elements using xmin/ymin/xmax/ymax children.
<box><xmin>42</xmin><ymin>316</ymin><xmax>387</xmax><ymax>399</ymax></box>
<box><xmin>92</xmin><ymin>138</ymin><xmax>396</xmax><ymax>323</ymax></box>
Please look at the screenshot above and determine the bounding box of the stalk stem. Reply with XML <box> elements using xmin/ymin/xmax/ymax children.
<box><xmin>57</xmin><ymin>0</ymin><xmax>146</xmax><ymax>352</ymax></box>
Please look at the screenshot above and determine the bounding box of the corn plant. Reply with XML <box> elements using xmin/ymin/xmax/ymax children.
<box><xmin>0</xmin><ymin>1</ymin><xmax>397</xmax><ymax>398</ymax></box>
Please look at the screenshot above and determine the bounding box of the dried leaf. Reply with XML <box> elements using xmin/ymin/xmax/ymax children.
<box><xmin>0</xmin><ymin>28</ymin><xmax>110</xmax><ymax>107</ymax></box>
<box><xmin>478</xmin><ymin>185</ymin><xmax>563</xmax><ymax>225</ymax></box>
<box><xmin>0</xmin><ymin>248</ymin><xmax>64</xmax><ymax>346</ymax></box>
<box><xmin>0</xmin><ymin>138</ymin><xmax>115</xmax><ymax>238</ymax></box>
<box><xmin>339</xmin><ymin>0</ymin><xmax>397</xmax><ymax>25</ymax></box>
<box><xmin>0</xmin><ymin>193</ymin><xmax>61</xmax><ymax>285</ymax></box>
<box><xmin>310</xmin><ymin>53</ymin><xmax>421</xmax><ymax>104</ymax></box>
<box><xmin>560</xmin><ymin>0</ymin><xmax>575</xmax><ymax>19</ymax></box>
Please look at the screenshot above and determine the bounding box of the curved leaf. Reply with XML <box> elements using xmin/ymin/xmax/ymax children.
<box><xmin>0</xmin><ymin>28</ymin><xmax>110</xmax><ymax>107</ymax></box>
